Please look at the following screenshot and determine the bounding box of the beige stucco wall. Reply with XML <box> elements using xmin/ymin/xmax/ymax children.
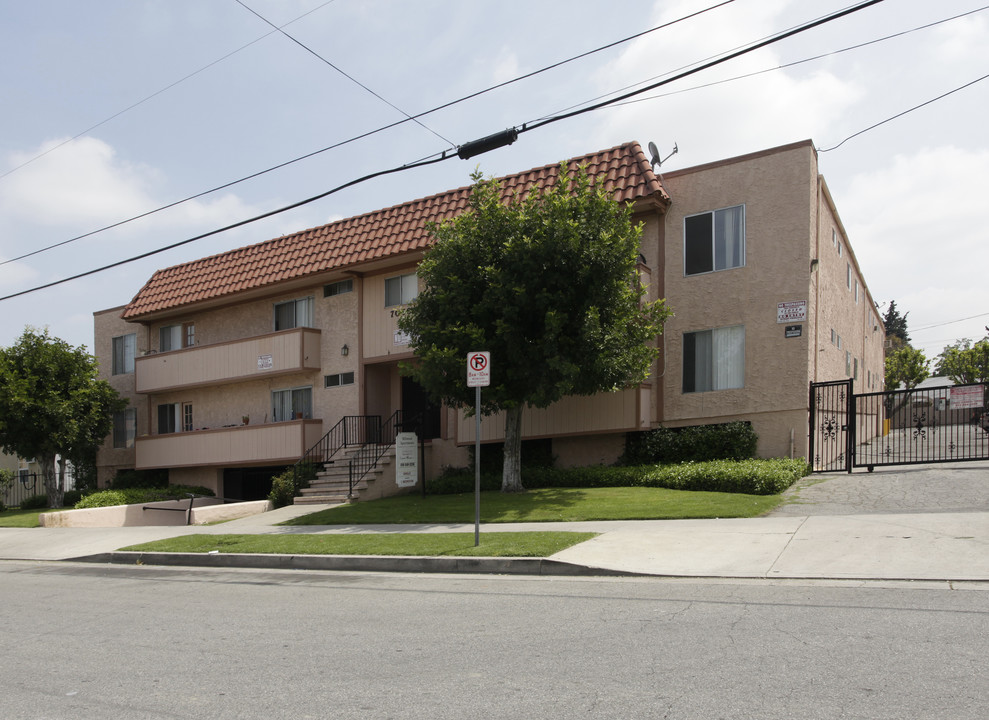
<box><xmin>659</xmin><ymin>142</ymin><xmax>817</xmax><ymax>458</ymax></box>
<box><xmin>93</xmin><ymin>306</ymin><xmax>149</xmax><ymax>486</ymax></box>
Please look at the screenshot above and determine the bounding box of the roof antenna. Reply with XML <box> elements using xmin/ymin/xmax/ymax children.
<box><xmin>648</xmin><ymin>141</ymin><xmax>678</xmax><ymax>171</ymax></box>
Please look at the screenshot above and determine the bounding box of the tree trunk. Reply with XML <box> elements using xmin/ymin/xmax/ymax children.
<box><xmin>501</xmin><ymin>405</ymin><xmax>524</xmax><ymax>493</ymax></box>
<box><xmin>40</xmin><ymin>454</ymin><xmax>63</xmax><ymax>509</ymax></box>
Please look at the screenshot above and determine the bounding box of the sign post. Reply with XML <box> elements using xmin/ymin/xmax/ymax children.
<box><xmin>466</xmin><ymin>351</ymin><xmax>490</xmax><ymax>546</ymax></box>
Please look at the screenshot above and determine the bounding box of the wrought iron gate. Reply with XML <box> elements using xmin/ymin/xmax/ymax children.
<box><xmin>810</xmin><ymin>380</ymin><xmax>989</xmax><ymax>472</ymax></box>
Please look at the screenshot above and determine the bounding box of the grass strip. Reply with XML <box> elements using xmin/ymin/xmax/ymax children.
<box><xmin>0</xmin><ymin>508</ymin><xmax>69</xmax><ymax>528</ymax></box>
<box><xmin>119</xmin><ymin>531</ymin><xmax>597</xmax><ymax>558</ymax></box>
<box><xmin>283</xmin><ymin>486</ymin><xmax>781</xmax><ymax>526</ymax></box>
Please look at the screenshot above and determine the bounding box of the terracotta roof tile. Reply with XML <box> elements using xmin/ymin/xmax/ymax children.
<box><xmin>122</xmin><ymin>141</ymin><xmax>668</xmax><ymax>319</ymax></box>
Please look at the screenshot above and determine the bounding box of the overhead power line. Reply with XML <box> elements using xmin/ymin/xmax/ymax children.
<box><xmin>0</xmin><ymin>0</ymin><xmax>734</xmax><ymax>268</ymax></box>
<box><xmin>0</xmin><ymin>0</ymin><xmax>340</xmax><ymax>183</ymax></box>
<box><xmin>0</xmin><ymin>0</ymin><xmax>885</xmax><ymax>303</ymax></box>
<box><xmin>233</xmin><ymin>0</ymin><xmax>453</xmax><ymax>146</ymax></box>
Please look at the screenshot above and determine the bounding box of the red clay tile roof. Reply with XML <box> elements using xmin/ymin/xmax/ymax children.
<box><xmin>122</xmin><ymin>141</ymin><xmax>668</xmax><ymax>319</ymax></box>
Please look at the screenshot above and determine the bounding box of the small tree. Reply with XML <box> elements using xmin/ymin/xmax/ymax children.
<box><xmin>882</xmin><ymin>300</ymin><xmax>910</xmax><ymax>347</ymax></box>
<box><xmin>0</xmin><ymin>328</ymin><xmax>124</xmax><ymax>508</ymax></box>
<box><xmin>399</xmin><ymin>167</ymin><xmax>671</xmax><ymax>492</ymax></box>
<box><xmin>884</xmin><ymin>345</ymin><xmax>930</xmax><ymax>391</ymax></box>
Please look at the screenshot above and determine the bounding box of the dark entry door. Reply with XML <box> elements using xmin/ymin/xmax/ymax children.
<box><xmin>401</xmin><ymin>377</ymin><xmax>441</xmax><ymax>440</ymax></box>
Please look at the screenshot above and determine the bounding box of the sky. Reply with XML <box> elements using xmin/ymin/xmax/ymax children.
<box><xmin>1</xmin><ymin>0</ymin><xmax>987</xmax><ymax>365</ymax></box>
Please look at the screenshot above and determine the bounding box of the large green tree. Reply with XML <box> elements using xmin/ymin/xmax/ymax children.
<box><xmin>935</xmin><ymin>337</ymin><xmax>989</xmax><ymax>385</ymax></box>
<box><xmin>398</xmin><ymin>167</ymin><xmax>671</xmax><ymax>492</ymax></box>
<box><xmin>884</xmin><ymin>345</ymin><xmax>930</xmax><ymax>391</ymax></box>
<box><xmin>0</xmin><ymin>328</ymin><xmax>124</xmax><ymax>508</ymax></box>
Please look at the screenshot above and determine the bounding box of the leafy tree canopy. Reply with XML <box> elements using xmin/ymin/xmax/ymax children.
<box><xmin>0</xmin><ymin>327</ymin><xmax>124</xmax><ymax>507</ymax></box>
<box><xmin>398</xmin><ymin>166</ymin><xmax>671</xmax><ymax>491</ymax></box>
<box><xmin>884</xmin><ymin>345</ymin><xmax>930</xmax><ymax>391</ymax></box>
<box><xmin>935</xmin><ymin>337</ymin><xmax>989</xmax><ymax>385</ymax></box>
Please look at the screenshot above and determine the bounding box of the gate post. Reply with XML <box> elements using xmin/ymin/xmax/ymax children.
<box><xmin>846</xmin><ymin>378</ymin><xmax>855</xmax><ymax>474</ymax></box>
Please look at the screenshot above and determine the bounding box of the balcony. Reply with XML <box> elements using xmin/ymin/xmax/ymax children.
<box><xmin>135</xmin><ymin>419</ymin><xmax>324</xmax><ymax>470</ymax></box>
<box><xmin>136</xmin><ymin>327</ymin><xmax>321</xmax><ymax>393</ymax></box>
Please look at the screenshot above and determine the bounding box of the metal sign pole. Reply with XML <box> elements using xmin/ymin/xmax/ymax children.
<box><xmin>475</xmin><ymin>384</ymin><xmax>481</xmax><ymax>547</ymax></box>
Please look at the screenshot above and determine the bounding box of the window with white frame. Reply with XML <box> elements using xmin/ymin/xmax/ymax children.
<box><xmin>682</xmin><ymin>325</ymin><xmax>745</xmax><ymax>393</ymax></box>
<box><xmin>855</xmin><ymin>279</ymin><xmax>859</xmax><ymax>304</ymax></box>
<box><xmin>684</xmin><ymin>205</ymin><xmax>745</xmax><ymax>276</ymax></box>
<box><xmin>272</xmin><ymin>386</ymin><xmax>313</xmax><ymax>421</ymax></box>
<box><xmin>159</xmin><ymin>323</ymin><xmax>194</xmax><ymax>352</ymax></box>
<box><xmin>845</xmin><ymin>351</ymin><xmax>851</xmax><ymax>377</ymax></box>
<box><xmin>846</xmin><ymin>263</ymin><xmax>852</xmax><ymax>290</ymax></box>
<box><xmin>157</xmin><ymin>403</ymin><xmax>181</xmax><ymax>435</ymax></box>
<box><xmin>112</xmin><ymin>408</ymin><xmax>136</xmax><ymax>448</ymax></box>
<box><xmin>385</xmin><ymin>272</ymin><xmax>418</xmax><ymax>307</ymax></box>
<box><xmin>324</xmin><ymin>372</ymin><xmax>355</xmax><ymax>388</ymax></box>
<box><xmin>274</xmin><ymin>297</ymin><xmax>313</xmax><ymax>331</ymax></box>
<box><xmin>112</xmin><ymin>333</ymin><xmax>136</xmax><ymax>375</ymax></box>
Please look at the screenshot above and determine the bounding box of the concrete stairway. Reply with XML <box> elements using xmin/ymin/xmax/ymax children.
<box><xmin>294</xmin><ymin>447</ymin><xmax>395</xmax><ymax>505</ymax></box>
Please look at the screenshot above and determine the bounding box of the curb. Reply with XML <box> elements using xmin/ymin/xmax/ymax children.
<box><xmin>71</xmin><ymin>551</ymin><xmax>643</xmax><ymax>577</ymax></box>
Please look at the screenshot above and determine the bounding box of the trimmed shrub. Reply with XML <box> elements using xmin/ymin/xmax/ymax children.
<box><xmin>268</xmin><ymin>463</ymin><xmax>316</xmax><ymax>509</ymax></box>
<box><xmin>426</xmin><ymin>458</ymin><xmax>808</xmax><ymax>496</ymax></box>
<box><xmin>62</xmin><ymin>489</ymin><xmax>85</xmax><ymax>507</ymax></box>
<box><xmin>621</xmin><ymin>421</ymin><xmax>758</xmax><ymax>465</ymax></box>
<box><xmin>74</xmin><ymin>485</ymin><xmax>215</xmax><ymax>509</ymax></box>
<box><xmin>110</xmin><ymin>468</ymin><xmax>169</xmax><ymax>490</ymax></box>
<box><xmin>19</xmin><ymin>494</ymin><xmax>50</xmax><ymax>510</ymax></box>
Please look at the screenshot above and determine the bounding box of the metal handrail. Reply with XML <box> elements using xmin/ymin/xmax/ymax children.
<box><xmin>348</xmin><ymin>410</ymin><xmax>421</xmax><ymax>496</ymax></box>
<box><xmin>298</xmin><ymin>415</ymin><xmax>382</xmax><ymax>471</ymax></box>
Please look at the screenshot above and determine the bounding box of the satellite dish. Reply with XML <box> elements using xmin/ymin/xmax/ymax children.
<box><xmin>647</xmin><ymin>141</ymin><xmax>661</xmax><ymax>169</ymax></box>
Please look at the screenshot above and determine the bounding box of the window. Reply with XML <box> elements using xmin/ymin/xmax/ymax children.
<box><xmin>832</xmin><ymin>228</ymin><xmax>837</xmax><ymax>246</ymax></box>
<box><xmin>157</xmin><ymin>403</ymin><xmax>181</xmax><ymax>435</ymax></box>
<box><xmin>853</xmin><ymin>357</ymin><xmax>859</xmax><ymax>380</ymax></box>
<box><xmin>838</xmin><ymin>241</ymin><xmax>842</xmax><ymax>257</ymax></box>
<box><xmin>274</xmin><ymin>297</ymin><xmax>313</xmax><ymax>331</ymax></box>
<box><xmin>183</xmin><ymin>403</ymin><xmax>194</xmax><ymax>432</ymax></box>
<box><xmin>855</xmin><ymin>279</ymin><xmax>859</xmax><ymax>304</ymax></box>
<box><xmin>112</xmin><ymin>334</ymin><xmax>136</xmax><ymax>375</ymax></box>
<box><xmin>845</xmin><ymin>351</ymin><xmax>851</xmax><ymax>377</ymax></box>
<box><xmin>684</xmin><ymin>205</ymin><xmax>745</xmax><ymax>276</ymax></box>
<box><xmin>112</xmin><ymin>408</ymin><xmax>136</xmax><ymax>449</ymax></box>
<box><xmin>830</xmin><ymin>329</ymin><xmax>836</xmax><ymax>345</ymax></box>
<box><xmin>682</xmin><ymin>325</ymin><xmax>745</xmax><ymax>393</ymax></box>
<box><xmin>846</xmin><ymin>263</ymin><xmax>852</xmax><ymax>290</ymax></box>
<box><xmin>272</xmin><ymin>386</ymin><xmax>313</xmax><ymax>421</ymax></box>
<box><xmin>385</xmin><ymin>273</ymin><xmax>418</xmax><ymax>307</ymax></box>
<box><xmin>160</xmin><ymin>323</ymin><xmax>194</xmax><ymax>351</ymax></box>
<box><xmin>324</xmin><ymin>279</ymin><xmax>353</xmax><ymax>297</ymax></box>
<box><xmin>324</xmin><ymin>372</ymin><xmax>355</xmax><ymax>388</ymax></box>
<box><xmin>837</xmin><ymin>334</ymin><xmax>842</xmax><ymax>350</ymax></box>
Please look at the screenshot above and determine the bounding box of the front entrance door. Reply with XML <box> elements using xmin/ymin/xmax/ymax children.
<box><xmin>401</xmin><ymin>377</ymin><xmax>441</xmax><ymax>440</ymax></box>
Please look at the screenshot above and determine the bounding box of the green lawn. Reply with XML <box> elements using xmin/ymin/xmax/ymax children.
<box><xmin>0</xmin><ymin>508</ymin><xmax>68</xmax><ymax>528</ymax></box>
<box><xmin>282</xmin><ymin>486</ymin><xmax>782</xmax><ymax>525</ymax></box>
<box><xmin>120</xmin><ymin>531</ymin><xmax>597</xmax><ymax>557</ymax></box>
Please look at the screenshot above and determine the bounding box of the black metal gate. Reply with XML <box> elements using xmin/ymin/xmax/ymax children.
<box><xmin>810</xmin><ymin>380</ymin><xmax>989</xmax><ymax>472</ymax></box>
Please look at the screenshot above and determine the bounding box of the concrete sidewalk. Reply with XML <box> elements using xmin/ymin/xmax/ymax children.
<box><xmin>2</xmin><ymin>502</ymin><xmax>988</xmax><ymax>581</ymax></box>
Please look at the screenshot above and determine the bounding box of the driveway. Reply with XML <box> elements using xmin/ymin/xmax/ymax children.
<box><xmin>772</xmin><ymin>460</ymin><xmax>989</xmax><ymax>516</ymax></box>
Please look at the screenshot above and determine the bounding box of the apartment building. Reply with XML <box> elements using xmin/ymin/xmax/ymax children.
<box><xmin>93</xmin><ymin>139</ymin><xmax>884</xmax><ymax>499</ymax></box>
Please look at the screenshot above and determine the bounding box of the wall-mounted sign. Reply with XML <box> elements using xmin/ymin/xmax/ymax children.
<box><xmin>394</xmin><ymin>329</ymin><xmax>410</xmax><ymax>346</ymax></box>
<box><xmin>395</xmin><ymin>432</ymin><xmax>418</xmax><ymax>487</ymax></box>
<box><xmin>785</xmin><ymin>324</ymin><xmax>803</xmax><ymax>339</ymax></box>
<box><xmin>777</xmin><ymin>301</ymin><xmax>807</xmax><ymax>323</ymax></box>
<box><xmin>257</xmin><ymin>354</ymin><xmax>273</xmax><ymax>370</ymax></box>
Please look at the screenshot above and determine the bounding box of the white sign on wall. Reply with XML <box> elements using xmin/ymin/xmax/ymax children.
<box><xmin>257</xmin><ymin>354</ymin><xmax>273</xmax><ymax>370</ymax></box>
<box><xmin>777</xmin><ymin>301</ymin><xmax>807</xmax><ymax>323</ymax></box>
<box><xmin>395</xmin><ymin>432</ymin><xmax>418</xmax><ymax>487</ymax></box>
<box><xmin>394</xmin><ymin>329</ymin><xmax>411</xmax><ymax>346</ymax></box>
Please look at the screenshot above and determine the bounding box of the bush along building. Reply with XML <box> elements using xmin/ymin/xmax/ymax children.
<box><xmin>94</xmin><ymin>139</ymin><xmax>884</xmax><ymax>501</ymax></box>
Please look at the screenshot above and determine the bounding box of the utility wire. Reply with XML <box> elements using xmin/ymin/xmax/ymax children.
<box><xmin>0</xmin><ymin>0</ymin><xmax>733</xmax><ymax>267</ymax></box>
<box><xmin>0</xmin><ymin>0</ymin><xmax>339</xmax><ymax>183</ymax></box>
<box><xmin>818</xmin><ymin>71</ymin><xmax>989</xmax><ymax>152</ymax></box>
<box><xmin>233</xmin><ymin>0</ymin><xmax>453</xmax><ymax>146</ymax></box>
<box><xmin>0</xmin><ymin>152</ymin><xmax>455</xmax><ymax>303</ymax></box>
<box><xmin>521</xmin><ymin>0</ymin><xmax>886</xmax><ymax>133</ymax></box>
<box><xmin>605</xmin><ymin>6</ymin><xmax>989</xmax><ymax>111</ymax></box>
<box><xmin>911</xmin><ymin>311</ymin><xmax>989</xmax><ymax>333</ymax></box>
<box><xmin>1</xmin><ymin>0</ymin><xmax>885</xmax><ymax>302</ymax></box>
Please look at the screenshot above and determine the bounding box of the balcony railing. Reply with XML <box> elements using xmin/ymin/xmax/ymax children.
<box><xmin>135</xmin><ymin>327</ymin><xmax>321</xmax><ymax>393</ymax></box>
<box><xmin>135</xmin><ymin>419</ymin><xmax>323</xmax><ymax>470</ymax></box>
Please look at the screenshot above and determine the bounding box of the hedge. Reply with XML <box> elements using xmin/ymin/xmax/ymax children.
<box><xmin>74</xmin><ymin>485</ymin><xmax>216</xmax><ymax>509</ymax></box>
<box><xmin>429</xmin><ymin>458</ymin><xmax>808</xmax><ymax>496</ymax></box>
<box><xmin>621</xmin><ymin>421</ymin><xmax>758</xmax><ymax>465</ymax></box>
